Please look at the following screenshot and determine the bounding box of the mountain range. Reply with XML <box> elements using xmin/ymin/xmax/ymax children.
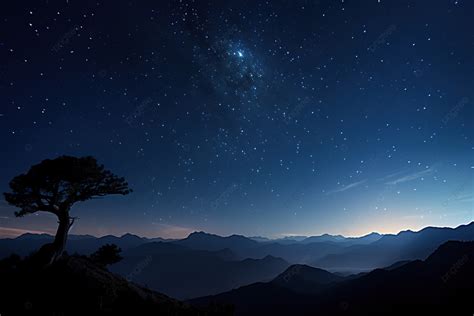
<box><xmin>1</xmin><ymin>222</ymin><xmax>473</xmax><ymax>300</ymax></box>
<box><xmin>313</xmin><ymin>221</ymin><xmax>474</xmax><ymax>271</ymax></box>
<box><xmin>191</xmin><ymin>240</ymin><xmax>474</xmax><ymax>315</ymax></box>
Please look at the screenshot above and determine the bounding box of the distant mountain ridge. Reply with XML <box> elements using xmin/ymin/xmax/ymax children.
<box><xmin>3</xmin><ymin>222</ymin><xmax>474</xmax><ymax>271</ymax></box>
<box><xmin>0</xmin><ymin>232</ymin><xmax>172</xmax><ymax>258</ymax></box>
<box><xmin>174</xmin><ymin>231</ymin><xmax>259</xmax><ymax>255</ymax></box>
<box><xmin>301</xmin><ymin>232</ymin><xmax>382</xmax><ymax>245</ymax></box>
<box><xmin>314</xmin><ymin>221</ymin><xmax>474</xmax><ymax>270</ymax></box>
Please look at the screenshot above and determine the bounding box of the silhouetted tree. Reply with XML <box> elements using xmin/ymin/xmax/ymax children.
<box><xmin>91</xmin><ymin>244</ymin><xmax>123</xmax><ymax>267</ymax></box>
<box><xmin>3</xmin><ymin>156</ymin><xmax>131</xmax><ymax>265</ymax></box>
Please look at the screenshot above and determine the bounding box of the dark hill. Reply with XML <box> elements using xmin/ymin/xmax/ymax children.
<box><xmin>0</xmin><ymin>254</ymin><xmax>231</xmax><ymax>316</ymax></box>
<box><xmin>272</xmin><ymin>264</ymin><xmax>344</xmax><ymax>294</ymax></box>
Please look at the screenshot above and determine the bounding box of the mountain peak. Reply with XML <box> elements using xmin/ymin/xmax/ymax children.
<box><xmin>16</xmin><ymin>233</ymin><xmax>52</xmax><ymax>240</ymax></box>
<box><xmin>187</xmin><ymin>231</ymin><xmax>216</xmax><ymax>238</ymax></box>
<box><xmin>120</xmin><ymin>233</ymin><xmax>142</xmax><ymax>239</ymax></box>
<box><xmin>364</xmin><ymin>232</ymin><xmax>381</xmax><ymax>237</ymax></box>
<box><xmin>272</xmin><ymin>264</ymin><xmax>344</xmax><ymax>290</ymax></box>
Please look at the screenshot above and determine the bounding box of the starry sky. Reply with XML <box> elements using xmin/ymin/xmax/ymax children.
<box><xmin>0</xmin><ymin>0</ymin><xmax>473</xmax><ymax>239</ymax></box>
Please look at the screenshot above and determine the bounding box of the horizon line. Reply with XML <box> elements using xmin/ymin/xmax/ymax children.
<box><xmin>1</xmin><ymin>221</ymin><xmax>472</xmax><ymax>240</ymax></box>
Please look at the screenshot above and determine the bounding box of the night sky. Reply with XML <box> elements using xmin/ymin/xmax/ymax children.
<box><xmin>0</xmin><ymin>0</ymin><xmax>472</xmax><ymax>239</ymax></box>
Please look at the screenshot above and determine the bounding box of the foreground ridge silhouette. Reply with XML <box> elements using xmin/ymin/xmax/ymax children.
<box><xmin>0</xmin><ymin>252</ymin><xmax>233</xmax><ymax>316</ymax></box>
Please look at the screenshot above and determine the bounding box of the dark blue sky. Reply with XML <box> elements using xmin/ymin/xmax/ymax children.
<box><xmin>0</xmin><ymin>0</ymin><xmax>472</xmax><ymax>238</ymax></box>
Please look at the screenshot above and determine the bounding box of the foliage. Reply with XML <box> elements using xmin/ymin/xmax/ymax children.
<box><xmin>90</xmin><ymin>244</ymin><xmax>123</xmax><ymax>267</ymax></box>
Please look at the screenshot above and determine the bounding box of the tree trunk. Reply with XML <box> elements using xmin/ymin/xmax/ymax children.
<box><xmin>49</xmin><ymin>213</ymin><xmax>74</xmax><ymax>264</ymax></box>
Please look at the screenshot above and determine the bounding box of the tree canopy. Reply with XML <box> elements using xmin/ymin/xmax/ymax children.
<box><xmin>90</xmin><ymin>244</ymin><xmax>123</xmax><ymax>267</ymax></box>
<box><xmin>4</xmin><ymin>155</ymin><xmax>132</xmax><ymax>217</ymax></box>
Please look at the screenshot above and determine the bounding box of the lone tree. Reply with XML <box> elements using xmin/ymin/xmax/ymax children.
<box><xmin>4</xmin><ymin>156</ymin><xmax>131</xmax><ymax>264</ymax></box>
